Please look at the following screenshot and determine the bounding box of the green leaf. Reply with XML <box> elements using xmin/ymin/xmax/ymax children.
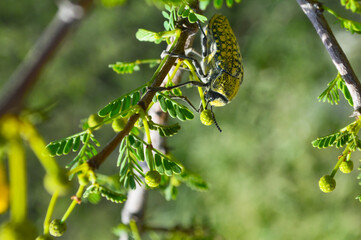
<box><xmin>145</xmin><ymin>147</ymin><xmax>154</xmax><ymax>170</ymax></box>
<box><xmin>110</xmin><ymin>101</ymin><xmax>121</xmax><ymax>118</ymax></box>
<box><xmin>318</xmin><ymin>73</ymin><xmax>352</xmax><ymax>106</ymax></box>
<box><xmin>98</xmin><ymin>104</ymin><xmax>113</xmax><ymax>117</ymax></box>
<box><xmin>166</xmin><ymin>100</ymin><xmax>177</xmax><ymax>118</ymax></box>
<box><xmin>162</xmin><ymin>10</ymin><xmax>170</xmax><ymax>19</ymax></box>
<box><xmin>339</xmin><ymin>79</ymin><xmax>353</xmax><ymax>106</ymax></box>
<box><xmin>175</xmin><ymin>105</ymin><xmax>186</xmax><ymax>121</ymax></box>
<box><xmin>170</xmin><ymin>161</ymin><xmax>182</xmax><ymax>174</ymax></box>
<box><xmin>181</xmin><ymin>8</ymin><xmax>190</xmax><ymax>18</ymax></box>
<box><xmin>312</xmin><ymin>131</ymin><xmax>351</xmax><ymax>149</ymax></box>
<box><xmin>90</xmin><ymin>135</ymin><xmax>100</xmax><ymax>147</ymax></box>
<box><xmin>164</xmin><ymin>4</ymin><xmax>172</xmax><ymax>12</ymax></box>
<box><xmin>226</xmin><ymin>0</ymin><xmax>234</xmax><ymax>7</ymax></box>
<box><xmin>158</xmin><ymin>95</ymin><xmax>168</xmax><ymax>112</ymax></box>
<box><xmin>132</xmin><ymin>91</ymin><xmax>140</xmax><ymax>105</ymax></box>
<box><xmin>188</xmin><ymin>12</ymin><xmax>198</xmax><ymax>23</ymax></box>
<box><xmin>128</xmin><ymin>134</ymin><xmax>135</xmax><ymax>146</ymax></box>
<box><xmin>180</xmin><ymin>171</ymin><xmax>208</xmax><ymax>191</ymax></box>
<box><xmin>341</xmin><ymin>0</ymin><xmax>361</xmax><ymax>13</ymax></box>
<box><xmin>163</xmin><ymin>159</ymin><xmax>173</xmax><ymax>176</ymax></box>
<box><xmin>180</xmin><ymin>107</ymin><xmax>194</xmax><ymax>120</ymax></box>
<box><xmin>56</xmin><ymin>140</ymin><xmax>67</xmax><ymax>156</ymax></box>
<box><xmin>136</xmin><ymin>29</ymin><xmax>158</xmax><ymax>42</ymax></box>
<box><xmin>46</xmin><ymin>143</ymin><xmax>59</xmax><ymax>157</ymax></box>
<box><xmin>136</xmin><ymin>143</ymin><xmax>144</xmax><ymax>161</ymax></box>
<box><xmin>214</xmin><ymin>0</ymin><xmax>223</xmax><ymax>9</ymax></box>
<box><xmin>194</xmin><ymin>13</ymin><xmax>208</xmax><ymax>23</ymax></box>
<box><xmin>81</xmin><ymin>133</ymin><xmax>89</xmax><ymax>143</ymax></box>
<box><xmin>99</xmin><ymin>186</ymin><xmax>127</xmax><ymax>203</ymax></box>
<box><xmin>72</xmin><ymin>136</ymin><xmax>81</xmax><ymax>152</ymax></box>
<box><xmin>154</xmin><ymin>154</ymin><xmax>164</xmax><ymax>175</ymax></box>
<box><xmin>177</xmin><ymin>4</ymin><xmax>185</xmax><ymax>16</ymax></box>
<box><xmin>148</xmin><ymin>121</ymin><xmax>181</xmax><ymax>137</ymax></box>
<box><xmin>119</xmin><ymin>160</ymin><xmax>128</xmax><ymax>177</ymax></box>
<box><xmin>340</xmin><ymin>18</ymin><xmax>361</xmax><ymax>34</ymax></box>
<box><xmin>63</xmin><ymin>138</ymin><xmax>73</xmax><ymax>155</ymax></box>
<box><xmin>83</xmin><ymin>185</ymin><xmax>99</xmax><ymax>199</ymax></box>
<box><xmin>164</xmin><ymin>21</ymin><xmax>170</xmax><ymax>31</ymax></box>
<box><xmin>109</xmin><ymin>62</ymin><xmax>139</xmax><ymax>74</ymax></box>
<box><xmin>200</xmin><ymin>0</ymin><xmax>210</xmax><ymax>10</ymax></box>
<box><xmin>121</xmin><ymin>96</ymin><xmax>131</xmax><ymax>115</ymax></box>
<box><xmin>312</xmin><ymin>133</ymin><xmax>339</xmax><ymax>148</ymax></box>
<box><xmin>100</xmin><ymin>0</ymin><xmax>126</xmax><ymax>7</ymax></box>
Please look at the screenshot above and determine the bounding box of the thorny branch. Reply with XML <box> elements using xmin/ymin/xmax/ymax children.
<box><xmin>296</xmin><ymin>0</ymin><xmax>361</xmax><ymax>116</ymax></box>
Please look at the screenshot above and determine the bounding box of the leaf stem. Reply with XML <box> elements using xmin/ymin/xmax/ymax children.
<box><xmin>331</xmin><ymin>144</ymin><xmax>350</xmax><ymax>177</ymax></box>
<box><xmin>61</xmin><ymin>184</ymin><xmax>85</xmax><ymax>223</ymax></box>
<box><xmin>183</xmin><ymin>59</ymin><xmax>207</xmax><ymax>109</ymax></box>
<box><xmin>129</xmin><ymin>219</ymin><xmax>141</xmax><ymax>240</ymax></box>
<box><xmin>43</xmin><ymin>190</ymin><xmax>59</xmax><ymax>234</ymax></box>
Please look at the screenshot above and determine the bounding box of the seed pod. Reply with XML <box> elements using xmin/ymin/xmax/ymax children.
<box><xmin>339</xmin><ymin>160</ymin><xmax>353</xmax><ymax>173</ymax></box>
<box><xmin>319</xmin><ymin>175</ymin><xmax>336</xmax><ymax>193</ymax></box>
<box><xmin>49</xmin><ymin>219</ymin><xmax>66</xmax><ymax>237</ymax></box>
<box><xmin>200</xmin><ymin>110</ymin><xmax>214</xmax><ymax>126</ymax></box>
<box><xmin>145</xmin><ymin>170</ymin><xmax>161</xmax><ymax>188</ymax></box>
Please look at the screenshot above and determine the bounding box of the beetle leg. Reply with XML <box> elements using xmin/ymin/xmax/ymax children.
<box><xmin>168</xmin><ymin>95</ymin><xmax>199</xmax><ymax>112</ymax></box>
<box><xmin>148</xmin><ymin>81</ymin><xmax>207</xmax><ymax>92</ymax></box>
<box><xmin>185</xmin><ymin>48</ymin><xmax>202</xmax><ymax>59</ymax></box>
<box><xmin>197</xmin><ymin>21</ymin><xmax>208</xmax><ymax>58</ymax></box>
<box><xmin>162</xmin><ymin>51</ymin><xmax>208</xmax><ymax>81</ymax></box>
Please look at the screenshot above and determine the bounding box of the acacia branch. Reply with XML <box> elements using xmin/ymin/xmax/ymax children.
<box><xmin>0</xmin><ymin>0</ymin><xmax>93</xmax><ymax>118</ymax></box>
<box><xmin>296</xmin><ymin>0</ymin><xmax>361</xmax><ymax>116</ymax></box>
<box><xmin>87</xmin><ymin>26</ymin><xmax>198</xmax><ymax>170</ymax></box>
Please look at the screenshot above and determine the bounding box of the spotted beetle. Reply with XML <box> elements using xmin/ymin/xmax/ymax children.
<box><xmin>157</xmin><ymin>14</ymin><xmax>243</xmax><ymax>106</ymax></box>
<box><xmin>152</xmin><ymin>14</ymin><xmax>243</xmax><ymax>131</ymax></box>
<box><xmin>194</xmin><ymin>13</ymin><xmax>243</xmax><ymax>107</ymax></box>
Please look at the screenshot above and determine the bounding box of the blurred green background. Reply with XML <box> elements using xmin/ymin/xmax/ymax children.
<box><xmin>1</xmin><ymin>0</ymin><xmax>361</xmax><ymax>239</ymax></box>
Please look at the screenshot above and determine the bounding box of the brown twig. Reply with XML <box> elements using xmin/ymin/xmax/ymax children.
<box><xmin>296</xmin><ymin>0</ymin><xmax>361</xmax><ymax>116</ymax></box>
<box><xmin>0</xmin><ymin>0</ymin><xmax>93</xmax><ymax>118</ymax></box>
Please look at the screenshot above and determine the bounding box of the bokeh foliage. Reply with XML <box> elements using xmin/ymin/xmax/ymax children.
<box><xmin>1</xmin><ymin>0</ymin><xmax>361</xmax><ymax>239</ymax></box>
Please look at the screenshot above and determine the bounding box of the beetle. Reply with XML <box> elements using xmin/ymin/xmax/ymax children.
<box><xmin>152</xmin><ymin>14</ymin><xmax>243</xmax><ymax>130</ymax></box>
<box><xmin>193</xmin><ymin>13</ymin><xmax>243</xmax><ymax>107</ymax></box>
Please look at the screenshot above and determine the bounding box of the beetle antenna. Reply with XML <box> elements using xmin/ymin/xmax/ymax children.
<box><xmin>210</xmin><ymin>106</ymin><xmax>222</xmax><ymax>133</ymax></box>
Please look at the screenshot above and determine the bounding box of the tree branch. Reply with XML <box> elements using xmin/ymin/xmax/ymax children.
<box><xmin>87</xmin><ymin>26</ymin><xmax>198</xmax><ymax>170</ymax></box>
<box><xmin>0</xmin><ymin>0</ymin><xmax>93</xmax><ymax>118</ymax></box>
<box><xmin>296</xmin><ymin>0</ymin><xmax>361</xmax><ymax>116</ymax></box>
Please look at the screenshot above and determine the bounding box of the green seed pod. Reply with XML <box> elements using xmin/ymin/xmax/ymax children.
<box><xmin>200</xmin><ymin>110</ymin><xmax>214</xmax><ymax>126</ymax></box>
<box><xmin>112</xmin><ymin>118</ymin><xmax>126</xmax><ymax>132</ymax></box>
<box><xmin>319</xmin><ymin>175</ymin><xmax>336</xmax><ymax>193</ymax></box>
<box><xmin>49</xmin><ymin>219</ymin><xmax>66</xmax><ymax>237</ymax></box>
<box><xmin>87</xmin><ymin>114</ymin><xmax>103</xmax><ymax>129</ymax></box>
<box><xmin>145</xmin><ymin>170</ymin><xmax>161</xmax><ymax>188</ymax></box>
<box><xmin>339</xmin><ymin>160</ymin><xmax>353</xmax><ymax>173</ymax></box>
